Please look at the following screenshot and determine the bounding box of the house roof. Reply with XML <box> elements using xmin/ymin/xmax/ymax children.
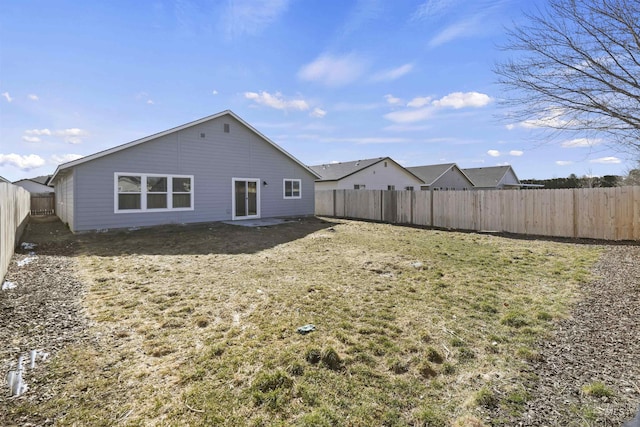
<box><xmin>309</xmin><ymin>157</ymin><xmax>387</xmax><ymax>181</ymax></box>
<box><xmin>462</xmin><ymin>166</ymin><xmax>520</xmax><ymax>187</ymax></box>
<box><xmin>0</xmin><ymin>175</ymin><xmax>10</xmax><ymax>184</ymax></box>
<box><xmin>50</xmin><ymin>110</ymin><xmax>320</xmax><ymax>182</ymax></box>
<box><xmin>30</xmin><ymin>175</ymin><xmax>52</xmax><ymax>185</ymax></box>
<box><xmin>406</xmin><ymin>163</ymin><xmax>473</xmax><ymax>186</ymax></box>
<box><xmin>309</xmin><ymin>157</ymin><xmax>424</xmax><ymax>183</ymax></box>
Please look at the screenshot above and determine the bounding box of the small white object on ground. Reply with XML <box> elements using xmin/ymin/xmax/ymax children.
<box><xmin>2</xmin><ymin>281</ymin><xmax>17</xmax><ymax>290</ymax></box>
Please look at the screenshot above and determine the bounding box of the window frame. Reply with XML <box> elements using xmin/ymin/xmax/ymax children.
<box><xmin>283</xmin><ymin>179</ymin><xmax>302</xmax><ymax>199</ymax></box>
<box><xmin>114</xmin><ymin>173</ymin><xmax>194</xmax><ymax>213</ymax></box>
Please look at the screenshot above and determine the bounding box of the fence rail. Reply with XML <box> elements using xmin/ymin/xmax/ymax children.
<box><xmin>315</xmin><ymin>187</ymin><xmax>640</xmax><ymax>241</ymax></box>
<box><xmin>1</xmin><ymin>183</ymin><xmax>31</xmax><ymax>282</ymax></box>
<box><xmin>30</xmin><ymin>193</ymin><xmax>55</xmax><ymax>216</ymax></box>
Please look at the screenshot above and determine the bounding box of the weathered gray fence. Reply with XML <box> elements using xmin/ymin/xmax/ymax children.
<box><xmin>30</xmin><ymin>192</ymin><xmax>55</xmax><ymax>215</ymax></box>
<box><xmin>316</xmin><ymin>187</ymin><xmax>640</xmax><ymax>241</ymax></box>
<box><xmin>1</xmin><ymin>183</ymin><xmax>31</xmax><ymax>282</ymax></box>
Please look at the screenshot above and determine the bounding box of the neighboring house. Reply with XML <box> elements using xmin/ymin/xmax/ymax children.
<box><xmin>310</xmin><ymin>157</ymin><xmax>424</xmax><ymax>191</ymax></box>
<box><xmin>462</xmin><ymin>165</ymin><xmax>525</xmax><ymax>189</ymax></box>
<box><xmin>406</xmin><ymin>163</ymin><xmax>475</xmax><ymax>191</ymax></box>
<box><xmin>13</xmin><ymin>178</ymin><xmax>54</xmax><ymax>194</ymax></box>
<box><xmin>49</xmin><ymin>110</ymin><xmax>320</xmax><ymax>233</ymax></box>
<box><xmin>0</xmin><ymin>175</ymin><xmax>11</xmax><ymax>184</ymax></box>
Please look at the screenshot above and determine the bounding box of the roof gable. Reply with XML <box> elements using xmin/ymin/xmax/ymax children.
<box><xmin>309</xmin><ymin>157</ymin><xmax>387</xmax><ymax>181</ymax></box>
<box><xmin>462</xmin><ymin>166</ymin><xmax>520</xmax><ymax>187</ymax></box>
<box><xmin>406</xmin><ymin>163</ymin><xmax>475</xmax><ymax>186</ymax></box>
<box><xmin>50</xmin><ymin>110</ymin><xmax>320</xmax><ymax>182</ymax></box>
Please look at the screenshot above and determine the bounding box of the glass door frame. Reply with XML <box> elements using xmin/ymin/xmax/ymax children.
<box><xmin>231</xmin><ymin>177</ymin><xmax>261</xmax><ymax>220</ymax></box>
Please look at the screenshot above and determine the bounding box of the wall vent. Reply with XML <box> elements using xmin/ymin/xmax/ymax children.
<box><xmin>224</xmin><ymin>123</ymin><xmax>230</xmax><ymax>133</ymax></box>
<box><xmin>200</xmin><ymin>133</ymin><xmax>205</xmax><ymax>138</ymax></box>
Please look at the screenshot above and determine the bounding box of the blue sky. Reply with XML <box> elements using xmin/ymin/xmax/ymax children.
<box><xmin>0</xmin><ymin>0</ymin><xmax>632</xmax><ymax>182</ymax></box>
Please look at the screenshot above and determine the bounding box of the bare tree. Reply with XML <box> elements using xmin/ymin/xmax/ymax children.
<box><xmin>495</xmin><ymin>0</ymin><xmax>640</xmax><ymax>157</ymax></box>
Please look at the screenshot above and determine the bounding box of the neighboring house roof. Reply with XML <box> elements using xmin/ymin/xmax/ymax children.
<box><xmin>310</xmin><ymin>157</ymin><xmax>424</xmax><ymax>183</ymax></box>
<box><xmin>462</xmin><ymin>166</ymin><xmax>521</xmax><ymax>188</ymax></box>
<box><xmin>406</xmin><ymin>163</ymin><xmax>474</xmax><ymax>186</ymax></box>
<box><xmin>0</xmin><ymin>175</ymin><xmax>10</xmax><ymax>184</ymax></box>
<box><xmin>30</xmin><ymin>175</ymin><xmax>52</xmax><ymax>185</ymax></box>
<box><xmin>12</xmin><ymin>178</ymin><xmax>55</xmax><ymax>193</ymax></box>
<box><xmin>51</xmin><ymin>110</ymin><xmax>320</xmax><ymax>182</ymax></box>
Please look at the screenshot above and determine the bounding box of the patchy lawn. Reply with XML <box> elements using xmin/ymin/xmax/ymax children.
<box><xmin>4</xmin><ymin>217</ymin><xmax>603</xmax><ymax>426</ymax></box>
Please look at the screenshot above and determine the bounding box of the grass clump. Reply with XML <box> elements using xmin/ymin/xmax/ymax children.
<box><xmin>251</xmin><ymin>370</ymin><xmax>294</xmax><ymax>411</ymax></box>
<box><xmin>581</xmin><ymin>381</ymin><xmax>614</xmax><ymax>398</ymax></box>
<box><xmin>320</xmin><ymin>347</ymin><xmax>343</xmax><ymax>371</ymax></box>
<box><xmin>474</xmin><ymin>386</ymin><xmax>498</xmax><ymax>408</ymax></box>
<box><xmin>500</xmin><ymin>310</ymin><xmax>530</xmax><ymax>328</ymax></box>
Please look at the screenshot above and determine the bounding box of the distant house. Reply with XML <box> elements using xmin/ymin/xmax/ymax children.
<box><xmin>49</xmin><ymin>110</ymin><xmax>319</xmax><ymax>233</ymax></box>
<box><xmin>406</xmin><ymin>163</ymin><xmax>475</xmax><ymax>191</ymax></box>
<box><xmin>13</xmin><ymin>178</ymin><xmax>54</xmax><ymax>194</ymax></box>
<box><xmin>310</xmin><ymin>157</ymin><xmax>424</xmax><ymax>191</ymax></box>
<box><xmin>0</xmin><ymin>176</ymin><xmax>11</xmax><ymax>184</ymax></box>
<box><xmin>462</xmin><ymin>166</ymin><xmax>525</xmax><ymax>189</ymax></box>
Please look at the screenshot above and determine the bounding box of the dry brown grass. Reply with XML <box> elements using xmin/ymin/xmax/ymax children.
<box><xmin>23</xmin><ymin>217</ymin><xmax>600</xmax><ymax>425</ymax></box>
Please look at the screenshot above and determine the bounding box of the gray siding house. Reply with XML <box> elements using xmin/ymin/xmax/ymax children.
<box><xmin>310</xmin><ymin>157</ymin><xmax>424</xmax><ymax>191</ymax></box>
<box><xmin>461</xmin><ymin>166</ymin><xmax>523</xmax><ymax>189</ymax></box>
<box><xmin>49</xmin><ymin>110</ymin><xmax>319</xmax><ymax>233</ymax></box>
<box><xmin>406</xmin><ymin>163</ymin><xmax>474</xmax><ymax>190</ymax></box>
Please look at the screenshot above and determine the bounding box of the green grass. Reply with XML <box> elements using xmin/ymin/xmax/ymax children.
<box><xmin>11</xmin><ymin>218</ymin><xmax>601</xmax><ymax>426</ymax></box>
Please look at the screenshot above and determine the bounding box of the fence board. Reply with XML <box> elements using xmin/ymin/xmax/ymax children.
<box><xmin>1</xmin><ymin>183</ymin><xmax>31</xmax><ymax>282</ymax></box>
<box><xmin>30</xmin><ymin>193</ymin><xmax>55</xmax><ymax>215</ymax></box>
<box><xmin>315</xmin><ymin>186</ymin><xmax>640</xmax><ymax>241</ymax></box>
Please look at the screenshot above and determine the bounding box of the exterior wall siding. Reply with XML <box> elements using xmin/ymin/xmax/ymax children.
<box><xmin>430</xmin><ymin>169</ymin><xmax>474</xmax><ymax>190</ymax></box>
<box><xmin>55</xmin><ymin>172</ymin><xmax>75</xmax><ymax>230</ymax></box>
<box><xmin>69</xmin><ymin>115</ymin><xmax>315</xmax><ymax>232</ymax></box>
<box><xmin>316</xmin><ymin>162</ymin><xmax>423</xmax><ymax>191</ymax></box>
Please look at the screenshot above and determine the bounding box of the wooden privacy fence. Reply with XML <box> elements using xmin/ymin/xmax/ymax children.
<box><xmin>30</xmin><ymin>193</ymin><xmax>55</xmax><ymax>215</ymax></box>
<box><xmin>315</xmin><ymin>187</ymin><xmax>640</xmax><ymax>241</ymax></box>
<box><xmin>1</xmin><ymin>183</ymin><xmax>31</xmax><ymax>282</ymax></box>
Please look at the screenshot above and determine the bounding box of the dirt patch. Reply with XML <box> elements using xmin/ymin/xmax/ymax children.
<box><xmin>0</xmin><ymin>217</ymin><xmax>89</xmax><ymax>426</ymax></box>
<box><xmin>506</xmin><ymin>245</ymin><xmax>640</xmax><ymax>426</ymax></box>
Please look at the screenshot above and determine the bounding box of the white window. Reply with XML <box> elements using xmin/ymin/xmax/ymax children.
<box><xmin>283</xmin><ymin>179</ymin><xmax>301</xmax><ymax>199</ymax></box>
<box><xmin>405</xmin><ymin>186</ymin><xmax>414</xmax><ymax>191</ymax></box>
<box><xmin>387</xmin><ymin>185</ymin><xmax>395</xmax><ymax>191</ymax></box>
<box><xmin>115</xmin><ymin>173</ymin><xmax>194</xmax><ymax>213</ymax></box>
<box><xmin>354</xmin><ymin>184</ymin><xmax>366</xmax><ymax>190</ymax></box>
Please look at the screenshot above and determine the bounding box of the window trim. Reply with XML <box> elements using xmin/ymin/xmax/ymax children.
<box><xmin>283</xmin><ymin>179</ymin><xmax>302</xmax><ymax>199</ymax></box>
<box><xmin>114</xmin><ymin>173</ymin><xmax>194</xmax><ymax>213</ymax></box>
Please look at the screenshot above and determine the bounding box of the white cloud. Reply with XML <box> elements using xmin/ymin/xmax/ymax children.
<box><xmin>385</xmin><ymin>91</ymin><xmax>491</xmax><ymax>123</ymax></box>
<box><xmin>407</xmin><ymin>96</ymin><xmax>432</xmax><ymax>108</ymax></box>
<box><xmin>556</xmin><ymin>160</ymin><xmax>573</xmax><ymax>166</ymax></box>
<box><xmin>428</xmin><ymin>16</ymin><xmax>480</xmax><ymax>47</ymax></box>
<box><xmin>212</xmin><ymin>90</ymin><xmax>218</xmax><ymax>95</ymax></box>
<box><xmin>384</xmin><ymin>94</ymin><xmax>402</xmax><ymax>105</ymax></box>
<box><xmin>310</xmin><ymin>108</ymin><xmax>326</xmax><ymax>118</ymax></box>
<box><xmin>590</xmin><ymin>156</ymin><xmax>621</xmax><ymax>164</ymax></box>
<box><xmin>147</xmin><ymin>99</ymin><xmax>154</xmax><ymax>105</ymax></box>
<box><xmin>223</xmin><ymin>0</ymin><xmax>290</xmax><ymax>38</ymax></box>
<box><xmin>54</xmin><ymin>128</ymin><xmax>87</xmax><ymax>144</ymax></box>
<box><xmin>298</xmin><ymin>53</ymin><xmax>367</xmax><ymax>87</ymax></box>
<box><xmin>51</xmin><ymin>153</ymin><xmax>84</xmax><ymax>164</ymax></box>
<box><xmin>561</xmin><ymin>138</ymin><xmax>601</xmax><ymax>148</ymax></box>
<box><xmin>371</xmin><ymin>63</ymin><xmax>414</xmax><ymax>82</ymax></box>
<box><xmin>487</xmin><ymin>150</ymin><xmax>500</xmax><ymax>157</ymax></box>
<box><xmin>384</xmin><ymin>108</ymin><xmax>435</xmax><ymax>123</ymax></box>
<box><xmin>383</xmin><ymin>124</ymin><xmax>431</xmax><ymax>132</ymax></box>
<box><xmin>412</xmin><ymin>0</ymin><xmax>462</xmax><ymax>21</ymax></box>
<box><xmin>25</xmin><ymin>129</ymin><xmax>52</xmax><ymax>136</ymax></box>
<box><xmin>23</xmin><ymin>128</ymin><xmax>86</xmax><ymax>144</ymax></box>
<box><xmin>244</xmin><ymin>91</ymin><xmax>310</xmax><ymax>111</ymax></box>
<box><xmin>509</xmin><ymin>150</ymin><xmax>523</xmax><ymax>156</ymax></box>
<box><xmin>2</xmin><ymin>92</ymin><xmax>13</xmax><ymax>102</ymax></box>
<box><xmin>0</xmin><ymin>153</ymin><xmax>45</xmax><ymax>170</ymax></box>
<box><xmin>432</xmin><ymin>91</ymin><xmax>492</xmax><ymax>109</ymax></box>
<box><xmin>28</xmin><ymin>94</ymin><xmax>39</xmax><ymax>101</ymax></box>
<box><xmin>321</xmin><ymin>136</ymin><xmax>410</xmax><ymax>144</ymax></box>
<box><xmin>505</xmin><ymin>124</ymin><xmax>515</xmax><ymax>130</ymax></box>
